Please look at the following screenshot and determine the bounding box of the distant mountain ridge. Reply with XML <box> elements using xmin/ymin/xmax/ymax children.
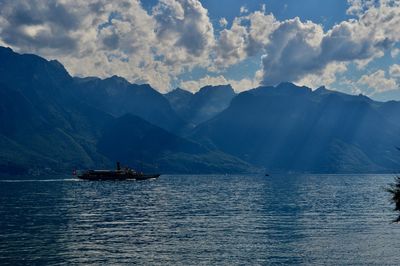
<box><xmin>0</xmin><ymin>46</ymin><xmax>257</xmax><ymax>176</ymax></box>
<box><xmin>73</xmin><ymin>76</ymin><xmax>185</xmax><ymax>133</ymax></box>
<box><xmin>98</xmin><ymin>114</ymin><xmax>256</xmax><ymax>174</ymax></box>
<box><xmin>192</xmin><ymin>82</ymin><xmax>400</xmax><ymax>173</ymax></box>
<box><xmin>1</xmin><ymin>46</ymin><xmax>400</xmax><ymax>176</ymax></box>
<box><xmin>165</xmin><ymin>85</ymin><xmax>236</xmax><ymax>126</ymax></box>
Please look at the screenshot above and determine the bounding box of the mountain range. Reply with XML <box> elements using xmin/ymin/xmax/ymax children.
<box><xmin>192</xmin><ymin>83</ymin><xmax>400</xmax><ymax>173</ymax></box>
<box><xmin>0</xmin><ymin>46</ymin><xmax>400</xmax><ymax>176</ymax></box>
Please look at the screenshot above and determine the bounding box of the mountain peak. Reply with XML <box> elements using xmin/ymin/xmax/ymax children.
<box><xmin>104</xmin><ymin>75</ymin><xmax>130</xmax><ymax>86</ymax></box>
<box><xmin>197</xmin><ymin>84</ymin><xmax>234</xmax><ymax>95</ymax></box>
<box><xmin>249</xmin><ymin>82</ymin><xmax>311</xmax><ymax>97</ymax></box>
<box><xmin>49</xmin><ymin>59</ymin><xmax>69</xmax><ymax>74</ymax></box>
<box><xmin>0</xmin><ymin>46</ymin><xmax>14</xmax><ymax>54</ymax></box>
<box><xmin>314</xmin><ymin>86</ymin><xmax>332</xmax><ymax>95</ymax></box>
<box><xmin>276</xmin><ymin>82</ymin><xmax>311</xmax><ymax>93</ymax></box>
<box><xmin>316</xmin><ymin>85</ymin><xmax>327</xmax><ymax>91</ymax></box>
<box><xmin>135</xmin><ymin>83</ymin><xmax>157</xmax><ymax>92</ymax></box>
<box><xmin>164</xmin><ymin>84</ymin><xmax>236</xmax><ymax>126</ymax></box>
<box><xmin>108</xmin><ymin>74</ymin><xmax>127</xmax><ymax>81</ymax></box>
<box><xmin>0</xmin><ymin>45</ymin><xmax>72</xmax><ymax>91</ymax></box>
<box><xmin>168</xmin><ymin>87</ymin><xmax>193</xmax><ymax>95</ymax></box>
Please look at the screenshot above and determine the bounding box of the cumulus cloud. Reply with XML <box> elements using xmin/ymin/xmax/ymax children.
<box><xmin>261</xmin><ymin>0</ymin><xmax>400</xmax><ymax>86</ymax></box>
<box><xmin>358</xmin><ymin>70</ymin><xmax>398</xmax><ymax>93</ymax></box>
<box><xmin>0</xmin><ymin>0</ymin><xmax>399</xmax><ymax>94</ymax></box>
<box><xmin>298</xmin><ymin>62</ymin><xmax>347</xmax><ymax>88</ymax></box>
<box><xmin>261</xmin><ymin>18</ymin><xmax>324</xmax><ymax>86</ymax></box>
<box><xmin>346</xmin><ymin>0</ymin><xmax>367</xmax><ymax>15</ymax></box>
<box><xmin>214</xmin><ymin>9</ymin><xmax>277</xmax><ymax>68</ymax></box>
<box><xmin>0</xmin><ymin>0</ymin><xmax>216</xmax><ymax>92</ymax></box>
<box><xmin>389</xmin><ymin>64</ymin><xmax>400</xmax><ymax>78</ymax></box>
<box><xmin>0</xmin><ymin>0</ymin><xmax>83</xmax><ymax>54</ymax></box>
<box><xmin>214</xmin><ymin>18</ymin><xmax>248</xmax><ymax>68</ymax></box>
<box><xmin>152</xmin><ymin>0</ymin><xmax>214</xmax><ymax>66</ymax></box>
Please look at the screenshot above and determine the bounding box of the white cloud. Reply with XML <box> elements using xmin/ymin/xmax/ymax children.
<box><xmin>245</xmin><ymin>10</ymin><xmax>277</xmax><ymax>56</ymax></box>
<box><xmin>261</xmin><ymin>0</ymin><xmax>400</xmax><ymax>86</ymax></box>
<box><xmin>215</xmin><ymin>18</ymin><xmax>248</xmax><ymax>68</ymax></box>
<box><xmin>240</xmin><ymin>6</ymin><xmax>249</xmax><ymax>14</ymax></box>
<box><xmin>298</xmin><ymin>62</ymin><xmax>347</xmax><ymax>88</ymax></box>
<box><xmin>0</xmin><ymin>0</ymin><xmax>399</xmax><ymax>95</ymax></box>
<box><xmin>230</xmin><ymin>74</ymin><xmax>262</xmax><ymax>92</ymax></box>
<box><xmin>389</xmin><ymin>64</ymin><xmax>400</xmax><ymax>78</ymax></box>
<box><xmin>215</xmin><ymin>9</ymin><xmax>278</xmax><ymax>68</ymax></box>
<box><xmin>358</xmin><ymin>70</ymin><xmax>398</xmax><ymax>93</ymax></box>
<box><xmin>152</xmin><ymin>0</ymin><xmax>215</xmax><ymax>65</ymax></box>
<box><xmin>219</xmin><ymin>17</ymin><xmax>228</xmax><ymax>28</ymax></box>
<box><xmin>347</xmin><ymin>0</ymin><xmax>364</xmax><ymax>15</ymax></box>
<box><xmin>391</xmin><ymin>48</ymin><xmax>400</xmax><ymax>58</ymax></box>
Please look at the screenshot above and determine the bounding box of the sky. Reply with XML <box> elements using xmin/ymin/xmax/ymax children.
<box><xmin>0</xmin><ymin>0</ymin><xmax>399</xmax><ymax>100</ymax></box>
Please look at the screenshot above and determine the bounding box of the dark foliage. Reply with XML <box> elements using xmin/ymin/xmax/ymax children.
<box><xmin>387</xmin><ymin>176</ymin><xmax>400</xmax><ymax>222</ymax></box>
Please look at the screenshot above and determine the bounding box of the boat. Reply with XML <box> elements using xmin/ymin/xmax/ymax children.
<box><xmin>75</xmin><ymin>162</ymin><xmax>160</xmax><ymax>181</ymax></box>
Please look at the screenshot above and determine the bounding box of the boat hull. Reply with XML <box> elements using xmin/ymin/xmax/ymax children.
<box><xmin>77</xmin><ymin>171</ymin><xmax>160</xmax><ymax>181</ymax></box>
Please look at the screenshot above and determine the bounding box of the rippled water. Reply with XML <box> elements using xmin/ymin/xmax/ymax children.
<box><xmin>0</xmin><ymin>174</ymin><xmax>399</xmax><ymax>265</ymax></box>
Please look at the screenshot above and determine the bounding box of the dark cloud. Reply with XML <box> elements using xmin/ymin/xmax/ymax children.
<box><xmin>0</xmin><ymin>0</ymin><xmax>80</xmax><ymax>54</ymax></box>
<box><xmin>261</xmin><ymin>18</ymin><xmax>323</xmax><ymax>86</ymax></box>
<box><xmin>1</xmin><ymin>26</ymin><xmax>77</xmax><ymax>52</ymax></box>
<box><xmin>5</xmin><ymin>1</ymin><xmax>79</xmax><ymax>29</ymax></box>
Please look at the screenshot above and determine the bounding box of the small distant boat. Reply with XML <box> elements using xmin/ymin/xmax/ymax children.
<box><xmin>74</xmin><ymin>162</ymin><xmax>160</xmax><ymax>181</ymax></box>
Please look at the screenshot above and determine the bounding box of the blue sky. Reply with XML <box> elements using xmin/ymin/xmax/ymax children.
<box><xmin>142</xmin><ymin>0</ymin><xmax>351</xmax><ymax>28</ymax></box>
<box><xmin>203</xmin><ymin>0</ymin><xmax>351</xmax><ymax>28</ymax></box>
<box><xmin>0</xmin><ymin>0</ymin><xmax>399</xmax><ymax>100</ymax></box>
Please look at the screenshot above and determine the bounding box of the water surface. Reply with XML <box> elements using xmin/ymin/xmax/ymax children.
<box><xmin>0</xmin><ymin>174</ymin><xmax>399</xmax><ymax>265</ymax></box>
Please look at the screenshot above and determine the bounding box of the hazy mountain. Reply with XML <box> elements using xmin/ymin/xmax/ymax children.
<box><xmin>0</xmin><ymin>47</ymin><xmax>255</xmax><ymax>176</ymax></box>
<box><xmin>98</xmin><ymin>114</ymin><xmax>257</xmax><ymax>174</ymax></box>
<box><xmin>165</xmin><ymin>85</ymin><xmax>236</xmax><ymax>126</ymax></box>
<box><xmin>378</xmin><ymin>101</ymin><xmax>400</xmax><ymax>128</ymax></box>
<box><xmin>164</xmin><ymin>88</ymin><xmax>193</xmax><ymax>114</ymax></box>
<box><xmin>73</xmin><ymin>76</ymin><xmax>185</xmax><ymax>133</ymax></box>
<box><xmin>2</xmin><ymin>46</ymin><xmax>400</xmax><ymax>175</ymax></box>
<box><xmin>192</xmin><ymin>82</ymin><xmax>400</xmax><ymax>173</ymax></box>
<box><xmin>0</xmin><ymin>47</ymin><xmax>112</xmax><ymax>174</ymax></box>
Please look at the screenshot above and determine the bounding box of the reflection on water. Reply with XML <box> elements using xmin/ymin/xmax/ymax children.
<box><xmin>0</xmin><ymin>174</ymin><xmax>399</xmax><ymax>264</ymax></box>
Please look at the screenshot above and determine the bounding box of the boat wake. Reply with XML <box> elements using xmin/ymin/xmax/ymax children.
<box><xmin>0</xmin><ymin>178</ymin><xmax>81</xmax><ymax>183</ymax></box>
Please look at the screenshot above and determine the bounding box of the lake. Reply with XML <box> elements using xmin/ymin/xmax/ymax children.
<box><xmin>1</xmin><ymin>174</ymin><xmax>399</xmax><ymax>265</ymax></box>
